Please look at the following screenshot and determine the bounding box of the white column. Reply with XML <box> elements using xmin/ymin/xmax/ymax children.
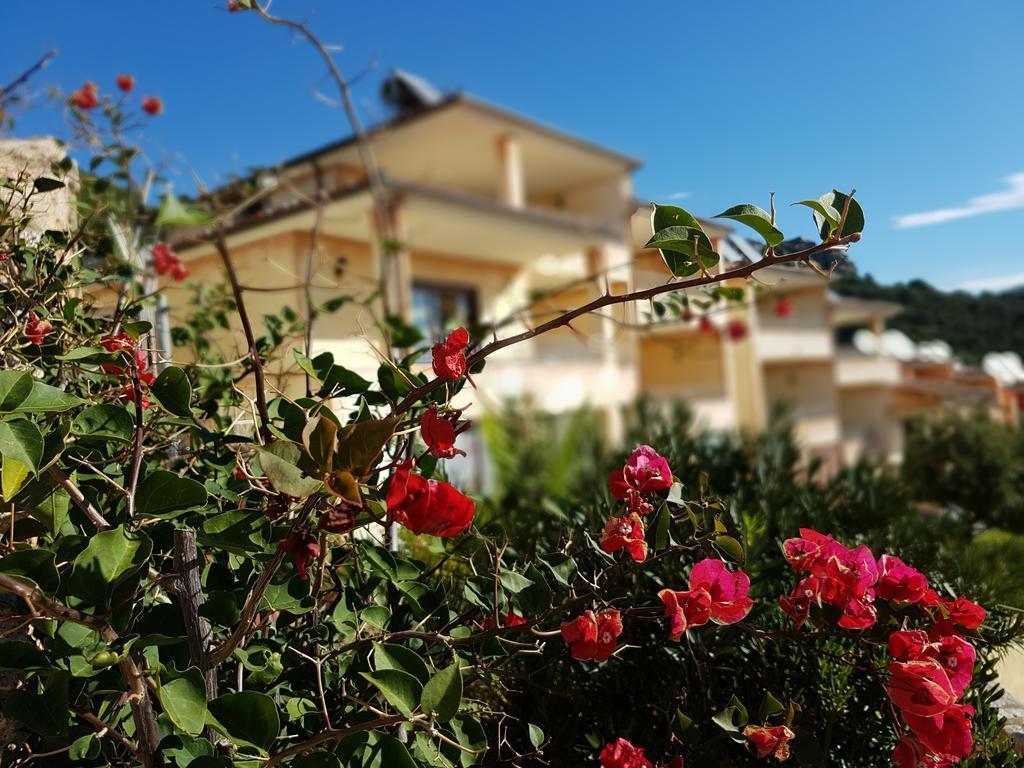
<box><xmin>496</xmin><ymin>133</ymin><xmax>525</xmax><ymax>209</ymax></box>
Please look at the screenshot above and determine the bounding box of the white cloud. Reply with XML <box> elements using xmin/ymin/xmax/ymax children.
<box><xmin>892</xmin><ymin>172</ymin><xmax>1024</xmax><ymax>228</ymax></box>
<box><xmin>956</xmin><ymin>271</ymin><xmax>1024</xmax><ymax>293</ymax></box>
<box><xmin>666</xmin><ymin>191</ymin><xmax>690</xmax><ymax>200</ymax></box>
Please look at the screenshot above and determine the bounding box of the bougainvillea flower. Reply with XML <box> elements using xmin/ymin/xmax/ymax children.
<box><xmin>420</xmin><ymin>405</ymin><xmax>468</xmax><ymax>459</ymax></box>
<box><xmin>837</xmin><ymin>594</ymin><xmax>877</xmax><ymax>629</ymax></box>
<box><xmin>116</xmin><ymin>74</ymin><xmax>134</xmax><ymax>93</ymax></box>
<box><xmin>743</xmin><ymin>725</ymin><xmax>795</xmax><ymax>760</ymax></box>
<box><xmin>141</xmin><ymin>96</ymin><xmax>163</xmax><ymax>115</ymax></box>
<box><xmin>688</xmin><ymin>558</ymin><xmax>755</xmax><ymax>624</ymax></box>
<box><xmin>623</xmin><ymin>445</ymin><xmax>673</xmax><ymax>494</ymax></box>
<box><xmin>773</xmin><ymin>296</ymin><xmax>793</xmax><ymax>318</ymax></box>
<box><xmin>600</xmin><ymin>513</ymin><xmax>648</xmax><ymax>563</ymax></box>
<box><xmin>726</xmin><ymin>319</ymin><xmax>748</xmax><ymax>341</ymax></box>
<box><xmin>599</xmin><ymin>738</ymin><xmax>653</xmax><ymax>768</ymax></box>
<box><xmin>152</xmin><ymin>242</ymin><xmax>188</xmax><ymax>280</ymax></box>
<box><xmin>24</xmin><ymin>313</ymin><xmax>52</xmax><ymax>345</ymax></box>
<box><xmin>783</xmin><ymin>528</ymin><xmax>838</xmax><ymax>573</ymax></box>
<box><xmin>658</xmin><ymin>588</ymin><xmax>712</xmax><ymax>641</ymax></box>
<box><xmin>931</xmin><ymin>596</ymin><xmax>986</xmax><ymax>635</ymax></box>
<box><xmin>71</xmin><ymin>82</ymin><xmax>98</xmax><ymax>110</ymax></box>
<box><xmin>889</xmin><ymin>630</ymin><xmax>975</xmax><ymax>697</ymax></box>
<box><xmin>100</xmin><ymin>332</ymin><xmax>148</xmax><ymax>373</ymax></box>
<box><xmin>821</xmin><ymin>543</ymin><xmax>878</xmax><ymax>599</ymax></box>
<box><xmin>698</xmin><ymin>316</ymin><xmax>715</xmax><ymax>334</ymax></box>
<box><xmin>892</xmin><ymin>735</ymin><xmax>955</xmax><ymax>768</ymax></box>
<box><xmin>903</xmin><ymin>704</ymin><xmax>974</xmax><ymax>761</ymax></box>
<box><xmin>779</xmin><ymin>575</ymin><xmax>823</xmax><ymax>629</ymax></box>
<box><xmin>876</xmin><ymin>554</ymin><xmax>929</xmax><ymax>604</ymax></box>
<box><xmin>431</xmin><ymin>326</ymin><xmax>469</xmax><ymax>380</ymax></box>
<box><xmin>887</xmin><ymin>660</ymin><xmax>958</xmax><ymax>718</ymax></box>
<box><xmin>386</xmin><ymin>461</ymin><xmax>474</xmax><ymax>537</ymax></box>
<box><xmin>560</xmin><ymin>609</ymin><xmax>622</xmax><ymax>662</ymax></box>
<box><xmin>277</xmin><ymin>532</ymin><xmax>320</xmax><ymax>581</ymax></box>
<box><xmin>482</xmin><ymin>611</ymin><xmax>528</xmax><ymax>631</ymax></box>
<box><xmin>120</xmin><ymin>369</ymin><xmax>156</xmax><ymax>409</ymax></box>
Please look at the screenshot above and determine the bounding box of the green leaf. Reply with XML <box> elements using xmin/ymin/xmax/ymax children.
<box><xmin>293</xmin><ymin>350</ymin><xmax>370</xmax><ymax>397</ymax></box>
<box><xmin>0</xmin><ymin>371</ymin><xmax>33</xmax><ymax>412</ymax></box>
<box><xmin>713</xmin><ymin>534</ymin><xmax>744</xmax><ymax>564</ymax></box>
<box><xmin>645</xmin><ymin>226</ymin><xmax>720</xmax><ymax>277</ymax></box>
<box><xmin>712</xmin><ymin>695</ymin><xmax>749</xmax><ymax>734</ymax></box>
<box><xmin>159</xmin><ymin>667</ymin><xmax>209</xmax><ymax>736</ymax></box>
<box><xmin>136</xmin><ymin>470</ymin><xmax>208</xmax><ymax>517</ymax></box>
<box><xmin>374</xmin><ymin>643</ymin><xmax>431</xmax><ymax>685</ymax></box>
<box><xmin>73</xmin><ymin>404</ymin><xmax>135</xmax><ymax>442</ymax></box>
<box><xmin>0</xmin><ymin>419</ymin><xmax>44</xmax><ymax>472</ymax></box>
<box><xmin>0</xmin><ymin>548</ymin><xmax>59</xmax><ymax>593</ymax></box>
<box><xmin>208</xmin><ymin>691</ymin><xmax>280</xmax><ymax>751</ymax></box>
<box><xmin>33</xmin><ymin>177</ymin><xmax>65</xmax><ymax>192</ymax></box>
<box><xmin>812</xmin><ymin>190</ymin><xmax>864</xmax><ymax>239</ymax></box>
<box><xmin>538</xmin><ymin>552</ymin><xmax>577</xmax><ymax>587</ymax></box>
<box><xmin>258</xmin><ymin>441</ymin><xmax>322</xmax><ymax>498</ymax></box>
<box><xmin>651</xmin><ymin>504</ymin><xmax>670</xmax><ymax>550</ymax></box>
<box><xmin>714</xmin><ymin>204</ymin><xmax>784</xmax><ymax>247</ymax></box>
<box><xmin>55</xmin><ymin>346</ymin><xmax>109</xmax><ymax>363</ymax></box>
<box><xmin>0</xmin><ymin>639</ymin><xmax>51</xmax><ymax>670</ymax></box>
<box><xmin>149</xmin><ymin>367</ymin><xmax>192</xmax><ymax>417</ymax></box>
<box><xmin>67</xmin><ymin>525</ymin><xmax>152</xmax><ymax>607</ymax></box>
<box><xmin>760</xmin><ymin>691</ymin><xmax>785</xmax><ymax>719</ymax></box>
<box><xmin>528</xmin><ymin>723</ymin><xmax>545</xmax><ymax>749</ymax></box>
<box><xmin>361</xmin><ymin>669</ymin><xmax>422</xmax><ymax>718</ymax></box>
<box><xmin>2</xmin><ymin>670</ymin><xmax>69</xmax><ymax>736</ymax></box>
<box><xmin>420</xmin><ymin>663</ymin><xmax>462</xmax><ymax>722</ymax></box>
<box><xmin>793</xmin><ymin>199</ymin><xmax>840</xmax><ymax>230</ymax></box>
<box><xmin>2</xmin><ymin>457</ymin><xmax>31</xmax><ymax>500</ymax></box>
<box><xmin>302</xmin><ymin>414</ymin><xmax>337</xmax><ymax>474</ymax></box>
<box><xmin>334</xmin><ymin>416</ymin><xmax>399</xmax><ymax>477</ymax></box>
<box><xmin>15</xmin><ymin>381</ymin><xmax>85</xmax><ymax>413</ymax></box>
<box><xmin>156</xmin><ymin>192</ymin><xmax>215</xmax><ymax>228</ymax></box>
<box><xmin>199</xmin><ymin>510</ymin><xmax>270</xmax><ymax>555</ymax></box>
<box><xmin>121</xmin><ymin>319</ymin><xmax>152</xmax><ymax>339</ymax></box>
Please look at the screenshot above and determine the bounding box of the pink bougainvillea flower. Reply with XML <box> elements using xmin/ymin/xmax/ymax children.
<box><xmin>623</xmin><ymin>445</ymin><xmax>673</xmax><ymax>494</ymax></box>
<box><xmin>779</xmin><ymin>575</ymin><xmax>823</xmax><ymax>629</ymax></box>
<box><xmin>903</xmin><ymin>703</ymin><xmax>974</xmax><ymax>761</ymax></box>
<box><xmin>431</xmin><ymin>326</ymin><xmax>470</xmax><ymax>380</ymax></box>
<box><xmin>386</xmin><ymin>461</ymin><xmax>474</xmax><ymax>537</ymax></box>
<box><xmin>277</xmin><ymin>532</ymin><xmax>320</xmax><ymax>581</ymax></box>
<box><xmin>876</xmin><ymin>554</ymin><xmax>929</xmax><ymax>604</ymax></box>
<box><xmin>600</xmin><ymin>512</ymin><xmax>648</xmax><ymax>563</ymax></box>
<box><xmin>821</xmin><ymin>543</ymin><xmax>878</xmax><ymax>599</ymax></box>
<box><xmin>688</xmin><ymin>558</ymin><xmax>755</xmax><ymax>624</ymax></box>
<box><xmin>600</xmin><ymin>738</ymin><xmax>653</xmax><ymax>768</ymax></box>
<box><xmin>892</xmin><ymin>735</ymin><xmax>955</xmax><ymax>768</ymax></box>
<box><xmin>24</xmin><ymin>313</ymin><xmax>52</xmax><ymax>345</ymax></box>
<box><xmin>141</xmin><ymin>96</ymin><xmax>163</xmax><ymax>116</ymax></box>
<box><xmin>837</xmin><ymin>594</ymin><xmax>877</xmax><ymax>630</ymax></box>
<box><xmin>889</xmin><ymin>630</ymin><xmax>975</xmax><ymax>698</ymax></box>
<box><xmin>116</xmin><ymin>73</ymin><xmax>134</xmax><ymax>93</ymax></box>
<box><xmin>887</xmin><ymin>660</ymin><xmax>958</xmax><ymax>718</ymax></box>
<box><xmin>658</xmin><ymin>588</ymin><xmax>712</xmax><ymax>641</ymax></box>
<box><xmin>71</xmin><ymin>82</ymin><xmax>98</xmax><ymax>110</ymax></box>
<box><xmin>560</xmin><ymin>609</ymin><xmax>622</xmax><ymax>662</ymax></box>
<box><xmin>419</xmin><ymin>405</ymin><xmax>468</xmax><ymax>459</ymax></box>
<box><xmin>743</xmin><ymin>725</ymin><xmax>795</xmax><ymax>760</ymax></box>
<box><xmin>782</xmin><ymin>528</ymin><xmax>838</xmax><ymax>573</ymax></box>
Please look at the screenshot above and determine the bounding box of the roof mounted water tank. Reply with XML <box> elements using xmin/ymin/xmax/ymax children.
<box><xmin>380</xmin><ymin>69</ymin><xmax>444</xmax><ymax>115</ymax></box>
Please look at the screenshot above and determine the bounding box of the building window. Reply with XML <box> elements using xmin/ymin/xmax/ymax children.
<box><xmin>411</xmin><ymin>281</ymin><xmax>478</xmax><ymax>341</ymax></box>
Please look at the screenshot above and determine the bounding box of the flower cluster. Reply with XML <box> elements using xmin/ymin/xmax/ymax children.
<box><xmin>152</xmin><ymin>242</ymin><xmax>188</xmax><ymax>281</ymax></box>
<box><xmin>779</xmin><ymin>529</ymin><xmax>985</xmax><ymax>765</ymax></box>
<box><xmin>659</xmin><ymin>558</ymin><xmax>754</xmax><ymax>640</ymax></box>
<box><xmin>607</xmin><ymin>444</ymin><xmax>672</xmax><ymax>517</ymax></box>
<box><xmin>101</xmin><ymin>332</ymin><xmax>154</xmax><ymax>409</ymax></box>
<box><xmin>23</xmin><ymin>311</ymin><xmax>52</xmax><ymax>345</ymax></box>
<box><xmin>744</xmin><ymin>725</ymin><xmax>795</xmax><ymax>761</ymax></box>
<box><xmin>431</xmin><ymin>326</ymin><xmax>470</xmax><ymax>380</ymax></box>
<box><xmin>69</xmin><ymin>77</ymin><xmax>163</xmax><ymax>116</ymax></box>
<box><xmin>560</xmin><ymin>609</ymin><xmax>623</xmax><ymax>662</ymax></box>
<box><xmin>600</xmin><ymin>738</ymin><xmax>682</xmax><ymax>768</ymax></box>
<box><xmin>419</xmin><ymin>404</ymin><xmax>469</xmax><ymax>459</ymax></box>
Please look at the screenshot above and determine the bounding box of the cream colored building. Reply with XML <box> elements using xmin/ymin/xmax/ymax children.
<box><xmin>166</xmin><ymin>77</ymin><xmax>1012</xmax><ymax>470</ymax></box>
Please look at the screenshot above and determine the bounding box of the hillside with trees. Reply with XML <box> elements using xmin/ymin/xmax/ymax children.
<box><xmin>833</xmin><ymin>271</ymin><xmax>1024</xmax><ymax>363</ymax></box>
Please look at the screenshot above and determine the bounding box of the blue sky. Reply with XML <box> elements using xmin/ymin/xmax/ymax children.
<box><xmin>5</xmin><ymin>1</ymin><xmax>1024</xmax><ymax>289</ymax></box>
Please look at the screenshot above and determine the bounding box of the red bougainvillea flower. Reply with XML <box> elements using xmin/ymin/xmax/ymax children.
<box><xmin>431</xmin><ymin>326</ymin><xmax>470</xmax><ymax>380</ymax></box>
<box><xmin>658</xmin><ymin>587</ymin><xmax>711</xmax><ymax>641</ymax></box>
<box><xmin>600</xmin><ymin>512</ymin><xmax>647</xmax><ymax>562</ymax></box>
<box><xmin>698</xmin><ymin>315</ymin><xmax>714</xmax><ymax>334</ymax></box>
<box><xmin>887</xmin><ymin>660</ymin><xmax>958</xmax><ymax>718</ymax></box>
<box><xmin>482</xmin><ymin>611</ymin><xmax>528</xmax><ymax>631</ymax></box>
<box><xmin>837</xmin><ymin>594</ymin><xmax>877</xmax><ymax>629</ymax></box>
<box><xmin>100</xmin><ymin>332</ymin><xmax>148</xmax><ymax>374</ymax></box>
<box><xmin>386</xmin><ymin>461</ymin><xmax>474</xmax><ymax>537</ymax></box>
<box><xmin>420</xmin><ymin>405</ymin><xmax>469</xmax><ymax>458</ymax></box>
<box><xmin>600</xmin><ymin>738</ymin><xmax>653</xmax><ymax>768</ymax></box>
<box><xmin>151</xmin><ymin>242</ymin><xmax>188</xmax><ymax>281</ymax></box>
<box><xmin>903</xmin><ymin>703</ymin><xmax>974</xmax><ymax>761</ymax></box>
<box><xmin>560</xmin><ymin>609</ymin><xmax>622</xmax><ymax>662</ymax></box>
<box><xmin>227</xmin><ymin>0</ymin><xmax>242</xmax><ymax>10</ymax></box>
<box><xmin>783</xmin><ymin>528</ymin><xmax>838</xmax><ymax>572</ymax></box>
<box><xmin>726</xmin><ymin>319</ymin><xmax>748</xmax><ymax>341</ymax></box>
<box><xmin>688</xmin><ymin>558</ymin><xmax>755</xmax><ymax>624</ymax></box>
<box><xmin>120</xmin><ymin>370</ymin><xmax>156</xmax><ymax>409</ymax></box>
<box><xmin>24</xmin><ymin>313</ymin><xmax>52</xmax><ymax>345</ymax></box>
<box><xmin>889</xmin><ymin>630</ymin><xmax>976</xmax><ymax>697</ymax></box>
<box><xmin>876</xmin><ymin>554</ymin><xmax>929</xmax><ymax>604</ymax></box>
<box><xmin>743</xmin><ymin>725</ymin><xmax>795</xmax><ymax>760</ymax></box>
<box><xmin>71</xmin><ymin>82</ymin><xmax>98</xmax><ymax>110</ymax></box>
<box><xmin>773</xmin><ymin>296</ymin><xmax>794</xmax><ymax>318</ymax></box>
<box><xmin>277</xmin><ymin>532</ymin><xmax>320</xmax><ymax>581</ymax></box>
<box><xmin>778</xmin><ymin>575</ymin><xmax>822</xmax><ymax>629</ymax></box>
<box><xmin>930</xmin><ymin>596</ymin><xmax>986</xmax><ymax>635</ymax></box>
<box><xmin>170</xmin><ymin>260</ymin><xmax>189</xmax><ymax>281</ymax></box>
<box><xmin>116</xmin><ymin>74</ymin><xmax>134</xmax><ymax>93</ymax></box>
<box><xmin>141</xmin><ymin>96</ymin><xmax>163</xmax><ymax>116</ymax></box>
<box><xmin>891</xmin><ymin>736</ymin><xmax>951</xmax><ymax>768</ymax></box>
